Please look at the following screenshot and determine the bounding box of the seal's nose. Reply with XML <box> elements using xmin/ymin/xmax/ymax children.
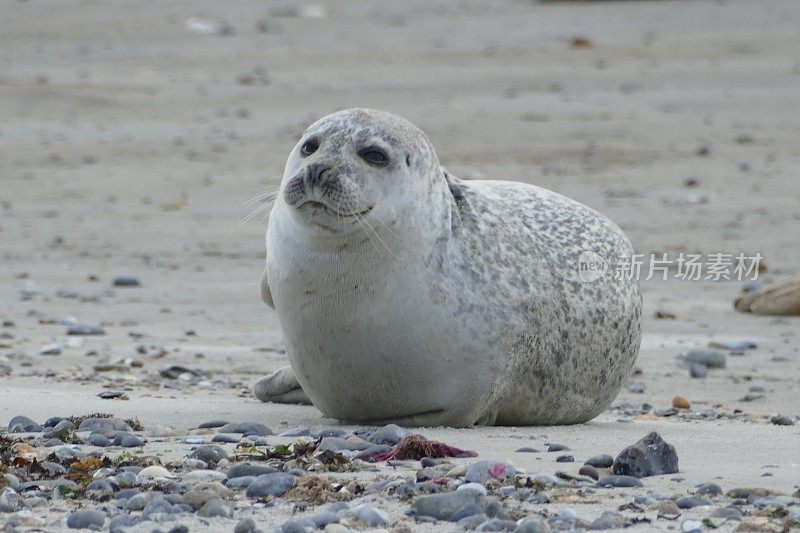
<box><xmin>306</xmin><ymin>163</ymin><xmax>331</xmax><ymax>187</ymax></box>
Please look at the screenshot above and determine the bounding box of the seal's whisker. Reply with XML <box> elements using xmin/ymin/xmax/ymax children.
<box><xmin>352</xmin><ymin>215</ymin><xmax>380</xmax><ymax>254</ymax></box>
<box><xmin>240</xmin><ymin>199</ymin><xmax>275</xmax><ymax>224</ymax></box>
<box><xmin>356</xmin><ymin>212</ymin><xmax>392</xmax><ymax>256</ymax></box>
<box><xmin>243</xmin><ymin>189</ymin><xmax>281</xmax><ymax>207</ymax></box>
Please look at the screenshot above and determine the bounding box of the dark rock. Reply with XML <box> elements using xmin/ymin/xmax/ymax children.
<box><xmin>114</xmin><ymin>433</ymin><xmax>143</xmax><ymax>447</ymax></box>
<box><xmin>141</xmin><ymin>498</ymin><xmax>173</xmax><ymax>518</ymax></box>
<box><xmin>682</xmin><ymin>349</ymin><xmax>726</xmax><ymax>369</ymax></box>
<box><xmin>688</xmin><ymin>364</ymin><xmax>708</xmax><ymax>378</ymax></box>
<box><xmin>515</xmin><ymin>447</ymin><xmax>539</xmax><ymax>453</ymax></box>
<box><xmin>676</xmin><ymin>496</ymin><xmax>711</xmax><ymax>509</ymax></box>
<box><xmin>579</xmin><ymin>465</ymin><xmax>599</xmax><ymax>480</ymax></box>
<box><xmin>197</xmin><ymin>419</ymin><xmax>229</xmax><ymax>429</ymax></box>
<box><xmin>67</xmin><ymin>325</ymin><xmax>105</xmax><ymax>335</ymax></box>
<box><xmin>695</xmin><ymin>483</ymin><xmax>723</xmax><ymax>496</ymax></box>
<box><xmin>476</xmin><ymin>518</ymin><xmax>517</xmax><ymax>531</ymax></box>
<box><xmin>211</xmin><ymin>434</ymin><xmax>240</xmax><ymax>443</ymax></box>
<box><xmin>8</xmin><ymin>415</ymin><xmax>42</xmax><ymax>433</ymax></box>
<box><xmin>555</xmin><ymin>455</ymin><xmax>574</xmax><ymax>463</ymax></box>
<box><xmin>78</xmin><ymin>417</ymin><xmax>132</xmax><ymax>432</ymax></box>
<box><xmin>113</xmin><ymin>276</ymin><xmax>140</xmax><ymax>287</ymax></box>
<box><xmin>188</xmin><ymin>444</ymin><xmax>228</xmax><ymax>463</ymax></box>
<box><xmin>367</xmin><ymin>424</ymin><xmax>408</xmax><ymax>445</ymax></box>
<box><xmin>218</xmin><ymin>422</ymin><xmax>272</xmax><ymax>436</ymax></box>
<box><xmin>771</xmin><ymin>415</ymin><xmax>794</xmax><ymax>426</ymax></box>
<box><xmin>546</xmin><ymin>443</ymin><xmax>569</xmax><ymax>452</ymax></box>
<box><xmin>198</xmin><ymin>498</ymin><xmax>233</xmax><ymax>518</ymax></box>
<box><xmin>585</xmin><ymin>454</ymin><xmax>614</xmax><ymax>468</ymax></box>
<box><xmin>87</xmin><ymin>434</ymin><xmax>111</xmax><ymax>446</ymax></box>
<box><xmin>108</xmin><ymin>514</ymin><xmax>138</xmax><ymax>533</ymax></box>
<box><xmin>613</xmin><ymin>432</ymin><xmax>678</xmax><ymax>478</ymax></box>
<box><xmin>227</xmin><ymin>464</ymin><xmax>277</xmax><ymax>479</ymax></box>
<box><xmin>309</xmin><ymin>511</ymin><xmax>339</xmax><ymax>527</ymax></box>
<box><xmin>281</xmin><ymin>519</ymin><xmax>316</xmax><ymax>533</ymax></box>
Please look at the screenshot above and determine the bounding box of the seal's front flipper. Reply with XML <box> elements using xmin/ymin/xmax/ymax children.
<box><xmin>260</xmin><ymin>267</ymin><xmax>274</xmax><ymax>308</ymax></box>
<box><xmin>253</xmin><ymin>366</ymin><xmax>311</xmax><ymax>404</ymax></box>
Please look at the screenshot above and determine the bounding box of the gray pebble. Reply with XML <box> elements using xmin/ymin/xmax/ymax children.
<box><xmin>8</xmin><ymin>415</ymin><xmax>42</xmax><ymax>433</ymax></box>
<box><xmin>310</xmin><ymin>511</ymin><xmax>339</xmax><ymax>527</ymax></box>
<box><xmin>681</xmin><ymin>518</ymin><xmax>703</xmax><ymax>532</ymax></box>
<box><xmin>596</xmin><ymin>475</ymin><xmax>643</xmax><ymax>488</ymax></box>
<box><xmin>695</xmin><ymin>483</ymin><xmax>722</xmax><ymax>496</ymax></box>
<box><xmin>354</xmin><ymin>504</ymin><xmax>390</xmax><ymax>527</ymax></box>
<box><xmin>676</xmin><ymin>496</ymin><xmax>711</xmax><ymax>509</ymax></box>
<box><xmin>555</xmin><ymin>455</ymin><xmax>574</xmax><ymax>463</ymax></box>
<box><xmin>514</xmin><ymin>516</ymin><xmax>551</xmax><ymax>533</ymax></box>
<box><xmin>142</xmin><ymin>498</ymin><xmax>173</xmax><ymax>518</ymax></box>
<box><xmin>67</xmin><ymin>325</ymin><xmax>105</xmax><ymax>336</ymax></box>
<box><xmin>589</xmin><ymin>511</ymin><xmax>628</xmax><ymax>530</ymax></box>
<box><xmin>367</xmin><ymin>424</ymin><xmax>408</xmax><ymax>445</ymax></box>
<box><xmin>515</xmin><ymin>447</ymin><xmax>540</xmax><ymax>453</ymax></box>
<box><xmin>688</xmin><ymin>363</ymin><xmax>708</xmax><ymax>378</ymax></box>
<box><xmin>66</xmin><ymin>509</ymin><xmax>105</xmax><ymax>529</ymax></box>
<box><xmin>79</xmin><ymin>417</ymin><xmax>132</xmax><ymax>432</ymax></box>
<box><xmin>212</xmin><ymin>434</ymin><xmax>241</xmax><ymax>443</ymax></box>
<box><xmin>108</xmin><ymin>514</ymin><xmax>138</xmax><ymax>533</ymax></box>
<box><xmin>227</xmin><ymin>464</ymin><xmax>277</xmax><ymax>479</ymax></box>
<box><xmin>85</xmin><ymin>433</ymin><xmax>111</xmax><ymax>446</ymax></box>
<box><xmin>411</xmin><ymin>490</ymin><xmax>486</xmax><ymax>521</ymax></box>
<box><xmin>188</xmin><ymin>444</ymin><xmax>228</xmax><ymax>463</ymax></box>
<box><xmin>579</xmin><ymin>465</ymin><xmax>599</xmax><ymax>480</ymax></box>
<box><xmin>476</xmin><ymin>518</ymin><xmax>517</xmax><ymax>531</ymax></box>
<box><xmin>234</xmin><ymin>518</ymin><xmax>258</xmax><ymax>533</ymax></box>
<box><xmin>198</xmin><ymin>498</ymin><xmax>233</xmax><ymax>518</ymax></box>
<box><xmin>628</xmin><ymin>383</ymin><xmax>645</xmax><ymax>394</ymax></box>
<box><xmin>0</xmin><ymin>488</ymin><xmax>28</xmax><ymax>512</ymax></box>
<box><xmin>218</xmin><ymin>422</ymin><xmax>272</xmax><ymax>436</ymax></box>
<box><xmin>113</xmin><ymin>276</ymin><xmax>141</xmax><ymax>287</ymax></box>
<box><xmin>114</xmin><ymin>433</ymin><xmax>143</xmax><ymax>447</ymax></box>
<box><xmin>771</xmin><ymin>415</ymin><xmax>795</xmax><ymax>426</ymax></box>
<box><xmin>465</xmin><ymin>461</ymin><xmax>516</xmax><ymax>483</ymax></box>
<box><xmin>585</xmin><ymin>454</ymin><xmax>614</xmax><ymax>468</ymax></box>
<box><xmin>279</xmin><ymin>426</ymin><xmax>312</xmax><ymax>437</ymax></box>
<box><xmin>197</xmin><ymin>419</ymin><xmax>229</xmax><ymax>429</ymax></box>
<box><xmin>318</xmin><ymin>428</ymin><xmax>349</xmax><ymax>438</ymax></box>
<box><xmin>546</xmin><ymin>443</ymin><xmax>569</xmax><ymax>452</ymax></box>
<box><xmin>682</xmin><ymin>349</ymin><xmax>726</xmax><ymax>369</ymax></box>
<box><xmin>450</xmin><ymin>503</ymin><xmax>484</xmax><ymax>521</ymax></box>
<box><xmin>245</xmin><ymin>473</ymin><xmax>296</xmax><ymax>498</ymax></box>
<box><xmin>226</xmin><ymin>476</ymin><xmax>256</xmax><ymax>489</ymax></box>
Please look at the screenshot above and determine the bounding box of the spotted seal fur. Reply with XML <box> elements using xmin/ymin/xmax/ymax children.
<box><xmin>255</xmin><ymin>108</ymin><xmax>641</xmax><ymax>427</ymax></box>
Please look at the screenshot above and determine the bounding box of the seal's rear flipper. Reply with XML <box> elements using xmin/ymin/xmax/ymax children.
<box><xmin>253</xmin><ymin>365</ymin><xmax>311</xmax><ymax>404</ymax></box>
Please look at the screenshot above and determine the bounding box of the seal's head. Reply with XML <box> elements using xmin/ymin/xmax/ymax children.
<box><xmin>280</xmin><ymin>109</ymin><xmax>441</xmax><ymax>235</ymax></box>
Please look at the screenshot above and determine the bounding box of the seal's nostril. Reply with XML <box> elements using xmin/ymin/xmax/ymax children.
<box><xmin>307</xmin><ymin>163</ymin><xmax>331</xmax><ymax>187</ymax></box>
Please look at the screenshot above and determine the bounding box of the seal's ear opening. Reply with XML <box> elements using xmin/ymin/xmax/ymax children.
<box><xmin>405</xmin><ymin>155</ymin><xmax>411</xmax><ymax>167</ymax></box>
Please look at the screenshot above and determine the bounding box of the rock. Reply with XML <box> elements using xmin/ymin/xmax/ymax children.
<box><xmin>681</xmin><ymin>518</ymin><xmax>703</xmax><ymax>532</ymax></box>
<box><xmin>39</xmin><ymin>343</ymin><xmax>62</xmax><ymax>355</ymax></box>
<box><xmin>198</xmin><ymin>498</ymin><xmax>233</xmax><ymax>518</ymax></box>
<box><xmin>628</xmin><ymin>383</ymin><xmax>645</xmax><ymax>394</ymax></box>
<box><xmin>66</xmin><ymin>509</ymin><xmax>105</xmax><ymax>529</ymax></box>
<box><xmin>578</xmin><ymin>465</ymin><xmax>599</xmax><ymax>480</ymax></box>
<box><xmin>672</xmin><ymin>396</ymin><xmax>691</xmax><ymax>409</ymax></box>
<box><xmin>218</xmin><ymin>421</ymin><xmax>273</xmax><ymax>436</ymax></box>
<box><xmin>657</xmin><ymin>500</ymin><xmax>681</xmax><ymax>519</ymax></box>
<box><xmin>612</xmin><ymin>432</ymin><xmax>678</xmax><ymax>478</ymax></box>
<box><xmin>227</xmin><ymin>464</ymin><xmax>277</xmax><ymax>479</ymax></box>
<box><xmin>188</xmin><ymin>444</ymin><xmax>229</xmax><ymax>463</ymax></box>
<box><xmin>708</xmin><ymin>339</ymin><xmax>756</xmax><ymax>351</ymax></box>
<box><xmin>727</xmin><ymin>487</ymin><xmax>771</xmax><ymax>499</ymax></box>
<box><xmin>514</xmin><ymin>516</ymin><xmax>551</xmax><ymax>533</ymax></box>
<box><xmin>688</xmin><ymin>364</ymin><xmax>708</xmax><ymax>378</ymax></box>
<box><xmin>771</xmin><ymin>415</ymin><xmax>794</xmax><ymax>426</ymax></box>
<box><xmin>412</xmin><ymin>490</ymin><xmax>486</xmax><ymax>521</ymax></box>
<box><xmin>281</xmin><ymin>518</ymin><xmax>315</xmax><ymax>532</ymax></box>
<box><xmin>367</xmin><ymin>424</ymin><xmax>408</xmax><ymax>445</ymax></box>
<box><xmin>8</xmin><ymin>415</ymin><xmax>42</xmax><ymax>432</ymax></box>
<box><xmin>555</xmin><ymin>455</ymin><xmax>574</xmax><ymax>463</ymax></box>
<box><xmin>476</xmin><ymin>518</ymin><xmax>517</xmax><ymax>531</ymax></box>
<box><xmin>451</xmin><ymin>503</ymin><xmax>484</xmax><ymax>521</ymax></box>
<box><xmin>67</xmin><ymin>325</ymin><xmax>105</xmax><ymax>335</ymax></box>
<box><xmin>676</xmin><ymin>496</ymin><xmax>711</xmax><ymax>508</ymax></box>
<box><xmin>112</xmin><ymin>276</ymin><xmax>140</xmax><ymax>287</ymax></box>
<box><xmin>682</xmin><ymin>349</ymin><xmax>726</xmax><ymax>369</ymax></box>
<box><xmin>596</xmin><ymin>475</ymin><xmax>643</xmax><ymax>488</ymax></box>
<box><xmin>589</xmin><ymin>511</ymin><xmax>628</xmax><ymax>530</ymax></box>
<box><xmin>279</xmin><ymin>426</ymin><xmax>312</xmax><ymax>437</ymax></box>
<box><xmin>695</xmin><ymin>483</ymin><xmax>723</xmax><ymax>496</ymax></box>
<box><xmin>710</xmin><ymin>506</ymin><xmax>743</xmax><ymax>520</ymax></box>
<box><xmin>515</xmin><ymin>447</ymin><xmax>539</xmax><ymax>453</ymax></box>
<box><xmin>310</xmin><ymin>511</ymin><xmax>339</xmax><ymax>528</ymax></box>
<box><xmin>78</xmin><ymin>417</ymin><xmax>132</xmax><ymax>432</ymax></box>
<box><xmin>234</xmin><ymin>518</ymin><xmax>258</xmax><ymax>533</ymax></box>
<box><xmin>465</xmin><ymin>461</ymin><xmax>517</xmax><ymax>483</ymax></box>
<box><xmin>184</xmin><ymin>470</ymin><xmax>227</xmax><ymax>482</ymax></box>
<box><xmin>212</xmin><ymin>434</ymin><xmax>240</xmax><ymax>443</ymax></box>
<box><xmin>0</xmin><ymin>488</ymin><xmax>28</xmax><ymax>512</ymax></box>
<box><xmin>245</xmin><ymin>473</ymin><xmax>296</xmax><ymax>498</ymax></box>
<box><xmin>585</xmin><ymin>454</ymin><xmax>614</xmax><ymax>468</ymax></box>
<box><xmin>108</xmin><ymin>514</ymin><xmax>138</xmax><ymax>533</ymax></box>
<box><xmin>141</xmin><ymin>498</ymin><xmax>173</xmax><ymax>518</ymax></box>
<box><xmin>545</xmin><ymin>443</ymin><xmax>569</xmax><ymax>452</ymax></box>
<box><xmin>138</xmin><ymin>466</ymin><xmax>171</xmax><ymax>480</ymax></box>
<box><xmin>353</xmin><ymin>504</ymin><xmax>390</xmax><ymax>527</ymax></box>
<box><xmin>113</xmin><ymin>433</ymin><xmax>143</xmax><ymax>447</ymax></box>
<box><xmin>752</xmin><ymin>496</ymin><xmax>799</xmax><ymax>508</ymax></box>
<box><xmin>197</xmin><ymin>419</ymin><xmax>229</xmax><ymax>429</ymax></box>
<box><xmin>457</xmin><ymin>483</ymin><xmax>488</xmax><ymax>496</ymax></box>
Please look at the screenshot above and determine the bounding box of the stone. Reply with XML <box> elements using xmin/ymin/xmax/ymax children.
<box><xmin>689</xmin><ymin>363</ymin><xmax>708</xmax><ymax>378</ymax></box>
<box><xmin>66</xmin><ymin>509</ymin><xmax>105</xmax><ymax>529</ymax></box>
<box><xmin>227</xmin><ymin>464</ymin><xmax>277</xmax><ymax>479</ymax></box>
<box><xmin>657</xmin><ymin>500</ymin><xmax>681</xmax><ymax>518</ymax></box>
<box><xmin>579</xmin><ymin>465</ymin><xmax>599</xmax><ymax>480</ymax></box>
<box><xmin>310</xmin><ymin>511</ymin><xmax>339</xmax><ymax>527</ymax></box>
<box><xmin>589</xmin><ymin>511</ymin><xmax>628</xmax><ymax>530</ymax></box>
<box><xmin>184</xmin><ymin>469</ymin><xmax>227</xmax><ymax>482</ymax></box>
<box><xmin>411</xmin><ymin>490</ymin><xmax>486</xmax><ymax>521</ymax></box>
<box><xmin>681</xmin><ymin>518</ymin><xmax>703</xmax><ymax>532</ymax></box>
<box><xmin>218</xmin><ymin>421</ymin><xmax>273</xmax><ymax>436</ymax></box>
<box><xmin>545</xmin><ymin>443</ymin><xmax>569</xmax><ymax>452</ymax></box>
<box><xmin>188</xmin><ymin>444</ymin><xmax>229</xmax><ymax>463</ymax></box>
<box><xmin>476</xmin><ymin>518</ymin><xmax>517</xmax><ymax>531</ymax></box>
<box><xmin>113</xmin><ymin>276</ymin><xmax>140</xmax><ymax>287</ymax></box>
<box><xmin>0</xmin><ymin>488</ymin><xmax>28</xmax><ymax>512</ymax></box>
<box><xmin>198</xmin><ymin>498</ymin><xmax>234</xmax><ymax>518</ymax></box>
<box><xmin>138</xmin><ymin>466</ymin><xmax>171</xmax><ymax>480</ymax></box>
<box><xmin>279</xmin><ymin>426</ymin><xmax>312</xmax><ymax>437</ymax></box>
<box><xmin>67</xmin><ymin>325</ymin><xmax>105</xmax><ymax>335</ymax></box>
<box><xmin>555</xmin><ymin>455</ymin><xmax>574</xmax><ymax>463</ymax></box>
<box><xmin>108</xmin><ymin>514</ymin><xmax>138</xmax><ymax>533</ymax></box>
<box><xmin>8</xmin><ymin>415</ymin><xmax>42</xmax><ymax>433</ymax></box>
<box><xmin>672</xmin><ymin>396</ymin><xmax>690</xmax><ymax>409</ymax></box>
<box><xmin>113</xmin><ymin>433</ymin><xmax>143</xmax><ymax>447</ymax></box>
<box><xmin>245</xmin><ymin>473</ymin><xmax>296</xmax><ymax>498</ymax></box>
<box><xmin>212</xmin><ymin>434</ymin><xmax>240</xmax><ymax>443</ymax></box>
<box><xmin>197</xmin><ymin>419</ymin><xmax>229</xmax><ymax>429</ymax></box>
<box><xmin>771</xmin><ymin>415</ymin><xmax>794</xmax><ymax>426</ymax></box>
<box><xmin>595</xmin><ymin>475</ymin><xmax>643</xmax><ymax>488</ymax></box>
<box><xmin>628</xmin><ymin>383</ymin><xmax>645</xmax><ymax>393</ymax></box>
<box><xmin>465</xmin><ymin>461</ymin><xmax>517</xmax><ymax>483</ymax></box>
<box><xmin>367</xmin><ymin>424</ymin><xmax>408</xmax><ymax>445</ymax></box>
<box><xmin>514</xmin><ymin>516</ymin><xmax>551</xmax><ymax>533</ymax></box>
<box><xmin>234</xmin><ymin>518</ymin><xmax>258</xmax><ymax>533</ymax></box>
<box><xmin>676</xmin><ymin>496</ymin><xmax>711</xmax><ymax>509</ymax></box>
<box><xmin>585</xmin><ymin>454</ymin><xmax>614</xmax><ymax>468</ymax></box>
<box><xmin>78</xmin><ymin>417</ymin><xmax>132</xmax><ymax>432</ymax></box>
<box><xmin>141</xmin><ymin>498</ymin><xmax>173</xmax><ymax>518</ymax></box>
<box><xmin>612</xmin><ymin>432</ymin><xmax>678</xmax><ymax>478</ymax></box>
<box><xmin>682</xmin><ymin>349</ymin><xmax>726</xmax><ymax>369</ymax></box>
<box><xmin>353</xmin><ymin>504</ymin><xmax>390</xmax><ymax>527</ymax></box>
<box><xmin>695</xmin><ymin>483</ymin><xmax>723</xmax><ymax>496</ymax></box>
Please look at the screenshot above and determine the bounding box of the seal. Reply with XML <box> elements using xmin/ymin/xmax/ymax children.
<box><xmin>255</xmin><ymin>108</ymin><xmax>642</xmax><ymax>427</ymax></box>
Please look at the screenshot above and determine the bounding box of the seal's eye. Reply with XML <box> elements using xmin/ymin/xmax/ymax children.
<box><xmin>300</xmin><ymin>139</ymin><xmax>319</xmax><ymax>157</ymax></box>
<box><xmin>358</xmin><ymin>147</ymin><xmax>389</xmax><ymax>167</ymax></box>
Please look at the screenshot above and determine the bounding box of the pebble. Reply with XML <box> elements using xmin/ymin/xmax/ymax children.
<box><xmin>628</xmin><ymin>383</ymin><xmax>645</xmax><ymax>394</ymax></box>
<box><xmin>676</xmin><ymin>496</ymin><xmax>711</xmax><ymax>508</ymax></box>
<box><xmin>545</xmin><ymin>443</ymin><xmax>569</xmax><ymax>452</ymax></box>
<box><xmin>451</xmin><ymin>503</ymin><xmax>485</xmax><ymax>521</ymax></box>
<box><xmin>112</xmin><ymin>276</ymin><xmax>140</xmax><ymax>287</ymax></box>
<box><xmin>184</xmin><ymin>469</ymin><xmax>227</xmax><ymax>482</ymax></box>
<box><xmin>67</xmin><ymin>325</ymin><xmax>105</xmax><ymax>335</ymax></box>
<box><xmin>476</xmin><ymin>518</ymin><xmax>517</xmax><ymax>531</ymax></box>
<box><xmin>596</xmin><ymin>475</ymin><xmax>643</xmax><ymax>488</ymax></box>
<box><xmin>39</xmin><ymin>343</ymin><xmax>62</xmax><ymax>355</ymax></box>
<box><xmin>218</xmin><ymin>421</ymin><xmax>273</xmax><ymax>436</ymax></box>
<box><xmin>578</xmin><ymin>465</ymin><xmax>599</xmax><ymax>480</ymax></box>
<box><xmin>108</xmin><ymin>514</ymin><xmax>138</xmax><ymax>533</ymax></box>
<box><xmin>310</xmin><ymin>511</ymin><xmax>339</xmax><ymax>527</ymax></box>
<box><xmin>197</xmin><ymin>419</ymin><xmax>229</xmax><ymax>429</ymax></box>
<box><xmin>411</xmin><ymin>489</ymin><xmax>486</xmax><ymax>520</ymax></box>
<box><xmin>613</xmin><ymin>432</ymin><xmax>679</xmax><ymax>478</ymax></box>
<box><xmin>555</xmin><ymin>455</ymin><xmax>574</xmax><ymax>462</ymax></box>
<box><xmin>226</xmin><ymin>476</ymin><xmax>256</xmax><ymax>489</ymax></box>
<box><xmin>710</xmin><ymin>506</ymin><xmax>743</xmax><ymax>519</ymax></box>
<box><xmin>113</xmin><ymin>432</ymin><xmax>143</xmax><ymax>447</ymax></box>
<box><xmin>682</xmin><ymin>349</ymin><xmax>726</xmax><ymax>369</ymax></box>
<box><xmin>657</xmin><ymin>500</ymin><xmax>681</xmax><ymax>518</ymax></box>
<box><xmin>0</xmin><ymin>488</ymin><xmax>28</xmax><ymax>512</ymax></box>
<box><xmin>234</xmin><ymin>518</ymin><xmax>258</xmax><ymax>533</ymax></box>
<box><xmin>87</xmin><ymin>433</ymin><xmax>113</xmax><ymax>446</ymax></box>
<box><xmin>695</xmin><ymin>483</ymin><xmax>722</xmax><ymax>496</ymax></box>
<box><xmin>227</xmin><ymin>464</ymin><xmax>277</xmax><ymax>479</ymax></box>
<box><xmin>688</xmin><ymin>363</ymin><xmax>708</xmax><ymax>378</ymax></box>
<box><xmin>353</xmin><ymin>503</ymin><xmax>390</xmax><ymax>527</ymax></box>
<box><xmin>771</xmin><ymin>415</ymin><xmax>794</xmax><ymax>426</ymax></box>
<box><xmin>66</xmin><ymin>508</ymin><xmax>105</xmax><ymax>529</ymax></box>
<box><xmin>211</xmin><ymin>433</ymin><xmax>240</xmax><ymax>443</ymax></box>
<box><xmin>198</xmin><ymin>498</ymin><xmax>234</xmax><ymax>518</ymax></box>
<box><xmin>279</xmin><ymin>426</ymin><xmax>312</xmax><ymax>437</ymax></box>
<box><xmin>681</xmin><ymin>518</ymin><xmax>703</xmax><ymax>532</ymax></box>
<box><xmin>465</xmin><ymin>461</ymin><xmax>517</xmax><ymax>483</ymax></box>
<box><xmin>515</xmin><ymin>447</ymin><xmax>539</xmax><ymax>453</ymax></box>
<box><xmin>514</xmin><ymin>516</ymin><xmax>551</xmax><ymax>533</ymax></box>
<box><xmin>79</xmin><ymin>417</ymin><xmax>132</xmax><ymax>432</ymax></box>
<box><xmin>367</xmin><ymin>423</ymin><xmax>408</xmax><ymax>445</ymax></box>
<box><xmin>672</xmin><ymin>396</ymin><xmax>691</xmax><ymax>409</ymax></box>
<box><xmin>141</xmin><ymin>498</ymin><xmax>173</xmax><ymax>518</ymax></box>
<box><xmin>585</xmin><ymin>454</ymin><xmax>614</xmax><ymax>468</ymax></box>
<box><xmin>138</xmin><ymin>465</ymin><xmax>171</xmax><ymax>480</ymax></box>
<box><xmin>245</xmin><ymin>473</ymin><xmax>296</xmax><ymax>498</ymax></box>
<box><xmin>589</xmin><ymin>510</ymin><xmax>628</xmax><ymax>530</ymax></box>
<box><xmin>282</xmin><ymin>518</ymin><xmax>316</xmax><ymax>533</ymax></box>
<box><xmin>457</xmin><ymin>483</ymin><xmax>488</xmax><ymax>496</ymax></box>
<box><xmin>709</xmin><ymin>339</ymin><xmax>756</xmax><ymax>351</ymax></box>
<box><xmin>9</xmin><ymin>415</ymin><xmax>42</xmax><ymax>432</ymax></box>
<box><xmin>188</xmin><ymin>444</ymin><xmax>229</xmax><ymax>463</ymax></box>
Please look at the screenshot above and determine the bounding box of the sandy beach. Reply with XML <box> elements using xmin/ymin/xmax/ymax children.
<box><xmin>1</xmin><ymin>0</ymin><xmax>799</xmax><ymax>531</ymax></box>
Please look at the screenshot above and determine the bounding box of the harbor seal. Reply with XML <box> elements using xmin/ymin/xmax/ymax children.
<box><xmin>255</xmin><ymin>108</ymin><xmax>642</xmax><ymax>427</ymax></box>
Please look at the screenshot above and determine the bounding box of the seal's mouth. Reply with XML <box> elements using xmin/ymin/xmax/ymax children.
<box><xmin>297</xmin><ymin>199</ymin><xmax>373</xmax><ymax>219</ymax></box>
